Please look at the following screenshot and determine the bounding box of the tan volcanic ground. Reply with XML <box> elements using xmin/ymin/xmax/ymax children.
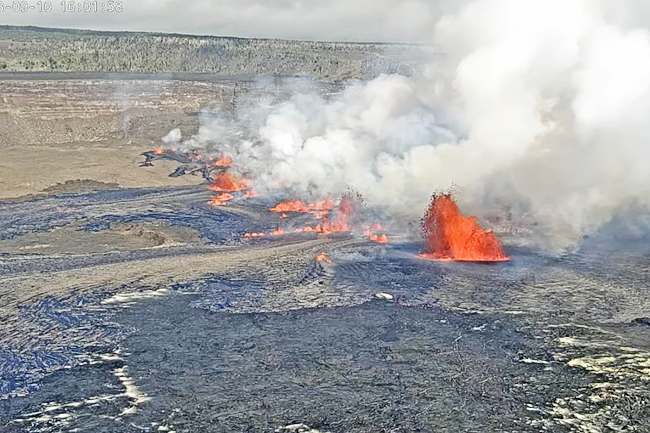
<box><xmin>0</xmin><ymin>144</ymin><xmax>207</xmax><ymax>198</ymax></box>
<box><xmin>0</xmin><ymin>77</ymin><xmax>280</xmax><ymax>198</ymax></box>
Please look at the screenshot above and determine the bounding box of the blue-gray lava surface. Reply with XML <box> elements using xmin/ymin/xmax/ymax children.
<box><xmin>2</xmin><ymin>185</ymin><xmax>650</xmax><ymax>432</ymax></box>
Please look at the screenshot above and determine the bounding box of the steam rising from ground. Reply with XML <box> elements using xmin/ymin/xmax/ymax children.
<box><xmin>166</xmin><ymin>0</ymin><xmax>650</xmax><ymax>250</ymax></box>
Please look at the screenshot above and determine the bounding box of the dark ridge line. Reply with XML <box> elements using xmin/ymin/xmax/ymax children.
<box><xmin>0</xmin><ymin>24</ymin><xmax>427</xmax><ymax>46</ymax></box>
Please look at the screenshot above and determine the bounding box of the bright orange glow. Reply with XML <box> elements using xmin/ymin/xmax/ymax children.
<box><xmin>153</xmin><ymin>148</ymin><xmax>164</xmax><ymax>154</ymax></box>
<box><xmin>315</xmin><ymin>252</ymin><xmax>332</xmax><ymax>264</ymax></box>
<box><xmin>207</xmin><ymin>171</ymin><xmax>250</xmax><ymax>192</ymax></box>
<box><xmin>243</xmin><ymin>232</ymin><xmax>266</xmax><ymax>239</ymax></box>
<box><xmin>270</xmin><ymin>227</ymin><xmax>285</xmax><ymax>236</ymax></box>
<box><xmin>214</xmin><ymin>153</ymin><xmax>233</xmax><ymax>167</ymax></box>
<box><xmin>280</xmin><ymin>213</ymin><xmax>287</xmax><ymax>218</ymax></box>
<box><xmin>269</xmin><ymin>195</ymin><xmax>336</xmax><ymax>215</ymax></box>
<box><xmin>269</xmin><ymin>199</ymin><xmax>309</xmax><ymax>213</ymax></box>
<box><xmin>309</xmin><ymin>195</ymin><xmax>335</xmax><ymax>212</ymax></box>
<box><xmin>269</xmin><ymin>193</ymin><xmax>356</xmax><ymax>236</ymax></box>
<box><xmin>364</xmin><ymin>230</ymin><xmax>388</xmax><ymax>244</ymax></box>
<box><xmin>417</xmin><ymin>194</ymin><xmax>510</xmax><ymax>262</ymax></box>
<box><xmin>210</xmin><ymin>192</ymin><xmax>234</xmax><ymax>206</ymax></box>
<box><xmin>321</xmin><ymin>193</ymin><xmax>354</xmax><ymax>233</ymax></box>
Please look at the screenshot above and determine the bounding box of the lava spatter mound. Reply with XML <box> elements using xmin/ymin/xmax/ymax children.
<box><xmin>418</xmin><ymin>194</ymin><xmax>510</xmax><ymax>262</ymax></box>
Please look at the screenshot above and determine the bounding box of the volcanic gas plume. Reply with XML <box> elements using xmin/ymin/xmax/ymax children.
<box><xmin>154</xmin><ymin>0</ymin><xmax>650</xmax><ymax>251</ymax></box>
<box><xmin>418</xmin><ymin>194</ymin><xmax>509</xmax><ymax>262</ymax></box>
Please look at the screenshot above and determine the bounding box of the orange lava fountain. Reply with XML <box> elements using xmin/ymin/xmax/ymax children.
<box><xmin>207</xmin><ymin>171</ymin><xmax>250</xmax><ymax>192</ymax></box>
<box><xmin>321</xmin><ymin>193</ymin><xmax>354</xmax><ymax>233</ymax></box>
<box><xmin>417</xmin><ymin>194</ymin><xmax>510</xmax><ymax>262</ymax></box>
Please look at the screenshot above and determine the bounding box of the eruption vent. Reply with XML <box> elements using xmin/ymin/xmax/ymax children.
<box><xmin>207</xmin><ymin>171</ymin><xmax>250</xmax><ymax>192</ymax></box>
<box><xmin>214</xmin><ymin>153</ymin><xmax>233</xmax><ymax>167</ymax></box>
<box><xmin>321</xmin><ymin>193</ymin><xmax>354</xmax><ymax>233</ymax></box>
<box><xmin>419</xmin><ymin>194</ymin><xmax>509</xmax><ymax>262</ymax></box>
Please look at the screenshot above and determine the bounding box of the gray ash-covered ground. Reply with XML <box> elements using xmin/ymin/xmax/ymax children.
<box><xmin>1</xmin><ymin>184</ymin><xmax>650</xmax><ymax>432</ymax></box>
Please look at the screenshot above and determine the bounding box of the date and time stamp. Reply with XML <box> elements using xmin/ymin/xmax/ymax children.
<box><xmin>0</xmin><ymin>0</ymin><xmax>122</xmax><ymax>13</ymax></box>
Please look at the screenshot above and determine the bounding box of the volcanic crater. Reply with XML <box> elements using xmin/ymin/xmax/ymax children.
<box><xmin>1</xmin><ymin>76</ymin><xmax>650</xmax><ymax>433</ymax></box>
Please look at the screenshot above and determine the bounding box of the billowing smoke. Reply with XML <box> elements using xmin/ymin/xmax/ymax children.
<box><xmin>169</xmin><ymin>0</ymin><xmax>650</xmax><ymax>250</ymax></box>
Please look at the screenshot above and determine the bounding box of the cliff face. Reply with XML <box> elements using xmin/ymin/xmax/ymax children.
<box><xmin>0</xmin><ymin>26</ymin><xmax>432</xmax><ymax>81</ymax></box>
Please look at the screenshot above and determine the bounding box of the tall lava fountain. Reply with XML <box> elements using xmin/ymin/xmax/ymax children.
<box><xmin>419</xmin><ymin>194</ymin><xmax>509</xmax><ymax>262</ymax></box>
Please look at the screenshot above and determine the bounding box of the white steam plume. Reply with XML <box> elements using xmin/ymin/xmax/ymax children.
<box><xmin>173</xmin><ymin>0</ymin><xmax>650</xmax><ymax>250</ymax></box>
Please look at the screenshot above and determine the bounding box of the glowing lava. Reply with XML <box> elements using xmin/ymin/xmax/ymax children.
<box><xmin>210</xmin><ymin>193</ymin><xmax>234</xmax><ymax>206</ymax></box>
<box><xmin>269</xmin><ymin>195</ymin><xmax>335</xmax><ymax>215</ymax></box>
<box><xmin>207</xmin><ymin>171</ymin><xmax>250</xmax><ymax>192</ymax></box>
<box><xmin>243</xmin><ymin>232</ymin><xmax>266</xmax><ymax>239</ymax></box>
<box><xmin>269</xmin><ymin>199</ymin><xmax>309</xmax><ymax>213</ymax></box>
<box><xmin>315</xmin><ymin>252</ymin><xmax>332</xmax><ymax>263</ymax></box>
<box><xmin>417</xmin><ymin>194</ymin><xmax>509</xmax><ymax>262</ymax></box>
<box><xmin>364</xmin><ymin>230</ymin><xmax>388</xmax><ymax>243</ymax></box>
<box><xmin>270</xmin><ymin>227</ymin><xmax>285</xmax><ymax>236</ymax></box>
<box><xmin>152</xmin><ymin>148</ymin><xmax>165</xmax><ymax>155</ymax></box>
<box><xmin>214</xmin><ymin>153</ymin><xmax>233</xmax><ymax>167</ymax></box>
<box><xmin>321</xmin><ymin>193</ymin><xmax>354</xmax><ymax>233</ymax></box>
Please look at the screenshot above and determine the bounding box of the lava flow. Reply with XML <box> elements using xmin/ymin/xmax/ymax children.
<box><xmin>207</xmin><ymin>171</ymin><xmax>250</xmax><ymax>192</ymax></box>
<box><xmin>270</xmin><ymin>199</ymin><xmax>309</xmax><ymax>213</ymax></box>
<box><xmin>364</xmin><ymin>230</ymin><xmax>388</xmax><ymax>243</ymax></box>
<box><xmin>269</xmin><ymin>195</ymin><xmax>335</xmax><ymax>215</ymax></box>
<box><xmin>418</xmin><ymin>194</ymin><xmax>510</xmax><ymax>262</ymax></box>
<box><xmin>210</xmin><ymin>193</ymin><xmax>234</xmax><ymax>206</ymax></box>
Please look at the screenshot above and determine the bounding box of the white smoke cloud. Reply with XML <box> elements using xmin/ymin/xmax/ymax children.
<box><xmin>175</xmin><ymin>0</ymin><xmax>650</xmax><ymax>250</ymax></box>
<box><xmin>2</xmin><ymin>0</ymin><xmax>451</xmax><ymax>43</ymax></box>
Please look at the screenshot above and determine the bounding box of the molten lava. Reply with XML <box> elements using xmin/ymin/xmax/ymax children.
<box><xmin>309</xmin><ymin>195</ymin><xmax>335</xmax><ymax>212</ymax></box>
<box><xmin>315</xmin><ymin>252</ymin><xmax>332</xmax><ymax>264</ymax></box>
<box><xmin>210</xmin><ymin>193</ymin><xmax>234</xmax><ymax>206</ymax></box>
<box><xmin>207</xmin><ymin>171</ymin><xmax>250</xmax><ymax>192</ymax></box>
<box><xmin>269</xmin><ymin>193</ymin><xmax>362</xmax><ymax>237</ymax></box>
<box><xmin>364</xmin><ymin>230</ymin><xmax>388</xmax><ymax>244</ymax></box>
<box><xmin>418</xmin><ymin>194</ymin><xmax>509</xmax><ymax>262</ymax></box>
<box><xmin>153</xmin><ymin>148</ymin><xmax>165</xmax><ymax>155</ymax></box>
<box><xmin>270</xmin><ymin>227</ymin><xmax>285</xmax><ymax>236</ymax></box>
<box><xmin>269</xmin><ymin>195</ymin><xmax>335</xmax><ymax>215</ymax></box>
<box><xmin>321</xmin><ymin>193</ymin><xmax>354</xmax><ymax>233</ymax></box>
<box><xmin>269</xmin><ymin>199</ymin><xmax>309</xmax><ymax>213</ymax></box>
<box><xmin>214</xmin><ymin>153</ymin><xmax>233</xmax><ymax>167</ymax></box>
<box><xmin>244</xmin><ymin>232</ymin><xmax>266</xmax><ymax>239</ymax></box>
